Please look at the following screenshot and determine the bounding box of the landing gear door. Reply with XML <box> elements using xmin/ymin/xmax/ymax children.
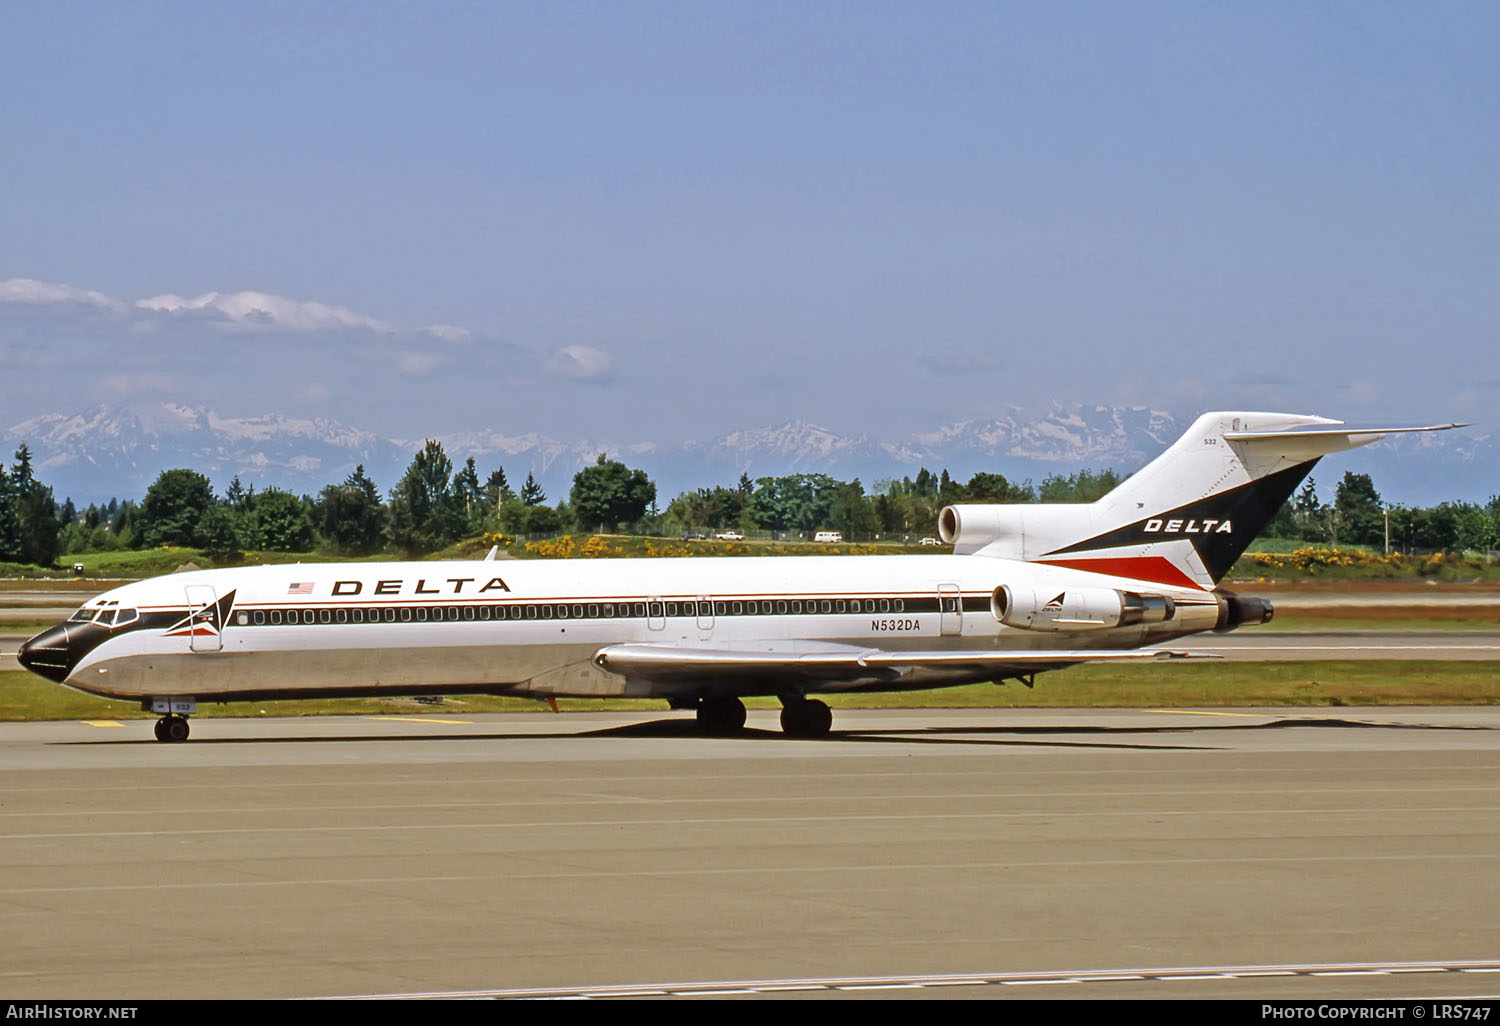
<box><xmin>184</xmin><ymin>585</ymin><xmax>222</xmax><ymax>653</ymax></box>
<box><xmin>938</xmin><ymin>583</ymin><xmax>962</xmax><ymax>636</ymax></box>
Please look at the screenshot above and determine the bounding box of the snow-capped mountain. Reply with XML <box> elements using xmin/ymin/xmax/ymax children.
<box><xmin>6</xmin><ymin>405</ymin><xmax>410</xmax><ymax>503</ymax></box>
<box><xmin>3</xmin><ymin>402</ymin><xmax>1491</xmax><ymax>506</ymax></box>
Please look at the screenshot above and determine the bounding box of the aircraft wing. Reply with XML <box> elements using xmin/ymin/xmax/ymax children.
<box><xmin>593</xmin><ymin>641</ymin><xmax>1214</xmax><ymax>685</ymax></box>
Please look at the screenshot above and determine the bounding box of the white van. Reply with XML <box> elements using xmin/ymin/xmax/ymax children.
<box><xmin>814</xmin><ymin>531</ymin><xmax>843</xmax><ymax>543</ymax></box>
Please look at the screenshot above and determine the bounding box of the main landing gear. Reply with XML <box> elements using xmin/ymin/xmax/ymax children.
<box><xmin>778</xmin><ymin>696</ymin><xmax>833</xmax><ymax>739</ymax></box>
<box><xmin>696</xmin><ymin>695</ymin><xmax>747</xmax><ymax>735</ymax></box>
<box><xmin>153</xmin><ymin>715</ymin><xmax>190</xmax><ymax>743</ymax></box>
<box><xmin>692</xmin><ymin>694</ymin><xmax>834</xmax><ymax>738</ymax></box>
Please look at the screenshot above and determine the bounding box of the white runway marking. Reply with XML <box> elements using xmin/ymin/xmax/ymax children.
<box><xmin>316</xmin><ymin>959</ymin><xmax>1500</xmax><ymax>1000</ymax></box>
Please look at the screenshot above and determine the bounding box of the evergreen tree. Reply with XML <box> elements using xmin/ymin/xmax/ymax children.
<box><xmin>388</xmin><ymin>441</ymin><xmax>465</xmax><ymax>555</ymax></box>
<box><xmin>1334</xmin><ymin>471</ymin><xmax>1384</xmax><ymax>547</ymax></box>
<box><xmin>315</xmin><ymin>465</ymin><xmax>388</xmax><ymax>555</ymax></box>
<box><xmin>484</xmin><ymin>467</ymin><xmax>513</xmax><ymax>509</ymax></box>
<box><xmin>521</xmin><ymin>472</ymin><xmax>546</xmax><ymax>507</ymax></box>
<box><xmin>455</xmin><ymin>457</ymin><xmax>482</xmax><ymax>510</ymax></box>
<box><xmin>7</xmin><ymin>445</ymin><xmax>60</xmax><ymax>566</ymax></box>
<box><xmin>0</xmin><ymin>462</ymin><xmax>21</xmax><ymax>561</ymax></box>
<box><xmin>225</xmin><ymin>475</ymin><xmax>254</xmax><ymax>513</ymax></box>
<box><xmin>112</xmin><ymin>501</ymin><xmax>136</xmax><ymax>547</ymax></box>
<box><xmin>1292</xmin><ymin>477</ymin><xmax>1324</xmax><ymax>541</ymax></box>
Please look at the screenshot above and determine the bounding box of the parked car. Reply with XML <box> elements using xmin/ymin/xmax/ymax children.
<box><xmin>715</xmin><ymin>531</ymin><xmax>745</xmax><ymax>541</ymax></box>
<box><xmin>681</xmin><ymin>531</ymin><xmax>706</xmax><ymax>540</ymax></box>
<box><xmin>919</xmin><ymin>537</ymin><xmax>941</xmax><ymax>546</ymax></box>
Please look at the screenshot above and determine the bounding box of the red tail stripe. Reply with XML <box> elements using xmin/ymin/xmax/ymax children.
<box><xmin>1035</xmin><ymin>556</ymin><xmax>1205</xmax><ymax>591</ymax></box>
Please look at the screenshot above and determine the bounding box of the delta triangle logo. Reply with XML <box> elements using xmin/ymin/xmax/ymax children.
<box><xmin>163</xmin><ymin>590</ymin><xmax>238</xmax><ymax>639</ymax></box>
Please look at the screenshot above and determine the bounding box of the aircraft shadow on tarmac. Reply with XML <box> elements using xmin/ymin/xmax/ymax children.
<box><xmin>59</xmin><ymin>713</ymin><xmax>1494</xmax><ymax>751</ymax></box>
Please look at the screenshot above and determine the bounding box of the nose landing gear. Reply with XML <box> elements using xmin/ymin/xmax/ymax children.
<box><xmin>153</xmin><ymin>715</ymin><xmax>191</xmax><ymax>743</ymax></box>
<box><xmin>144</xmin><ymin>698</ymin><xmax>197</xmax><ymax>743</ymax></box>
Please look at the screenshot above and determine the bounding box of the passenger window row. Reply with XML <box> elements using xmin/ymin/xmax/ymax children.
<box><xmin>231</xmin><ymin>596</ymin><xmax>932</xmax><ymax>627</ymax></box>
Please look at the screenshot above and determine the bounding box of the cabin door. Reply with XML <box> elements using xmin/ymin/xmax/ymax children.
<box><xmin>184</xmin><ymin>585</ymin><xmax>223</xmax><ymax>653</ymax></box>
<box><xmin>938</xmin><ymin>583</ymin><xmax>962</xmax><ymax>637</ymax></box>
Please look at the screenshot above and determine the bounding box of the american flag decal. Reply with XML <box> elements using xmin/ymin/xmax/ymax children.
<box><xmin>288</xmin><ymin>582</ymin><xmax>314</xmax><ymax>595</ymax></box>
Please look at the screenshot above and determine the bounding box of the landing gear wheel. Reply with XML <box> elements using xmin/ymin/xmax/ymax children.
<box><xmin>156</xmin><ymin>715</ymin><xmax>190</xmax><ymax>743</ymax></box>
<box><xmin>696</xmin><ymin>696</ymin><xmax>747</xmax><ymax>735</ymax></box>
<box><xmin>779</xmin><ymin>698</ymin><xmax>832</xmax><ymax>739</ymax></box>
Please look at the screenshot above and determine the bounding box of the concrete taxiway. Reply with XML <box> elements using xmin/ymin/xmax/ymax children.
<box><xmin>1</xmin><ymin>707</ymin><xmax>1497</xmax><ymax>1000</ymax></box>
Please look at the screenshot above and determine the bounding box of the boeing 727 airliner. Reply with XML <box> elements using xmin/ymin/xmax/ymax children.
<box><xmin>17</xmin><ymin>411</ymin><xmax>1462</xmax><ymax>741</ymax></box>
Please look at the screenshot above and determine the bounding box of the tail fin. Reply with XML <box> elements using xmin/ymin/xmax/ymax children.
<box><xmin>939</xmin><ymin>412</ymin><xmax>1465</xmax><ymax>590</ymax></box>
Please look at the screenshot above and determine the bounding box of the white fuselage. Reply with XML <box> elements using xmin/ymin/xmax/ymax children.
<box><xmin>52</xmin><ymin>554</ymin><xmax>1221</xmax><ymax>704</ymax></box>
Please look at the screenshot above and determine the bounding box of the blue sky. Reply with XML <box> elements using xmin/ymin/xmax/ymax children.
<box><xmin>3</xmin><ymin>1</ymin><xmax>1497</xmax><ymax>443</ymax></box>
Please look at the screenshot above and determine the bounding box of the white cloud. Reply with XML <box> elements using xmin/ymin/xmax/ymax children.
<box><xmin>135</xmin><ymin>290</ymin><xmax>396</xmax><ymax>334</ymax></box>
<box><xmin>0</xmin><ymin>278</ymin><xmax>126</xmax><ymax>313</ymax></box>
<box><xmin>425</xmin><ymin>323</ymin><xmax>473</xmax><ymax>342</ymax></box>
<box><xmin>546</xmin><ymin>345</ymin><xmax>614</xmax><ymax>382</ymax></box>
<box><xmin>398</xmin><ymin>351</ymin><xmax>441</xmax><ymax>377</ymax></box>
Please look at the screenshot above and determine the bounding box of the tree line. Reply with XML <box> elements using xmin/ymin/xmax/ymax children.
<box><xmin>1268</xmin><ymin>472</ymin><xmax>1500</xmax><ymax>552</ymax></box>
<box><xmin>2</xmin><ymin>439</ymin><xmax>1498</xmax><ymax>567</ymax></box>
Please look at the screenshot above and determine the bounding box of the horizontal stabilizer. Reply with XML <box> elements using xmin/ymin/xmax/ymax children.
<box><xmin>1223</xmin><ymin>422</ymin><xmax>1467</xmax><ymax>449</ymax></box>
<box><xmin>1223</xmin><ymin>422</ymin><xmax>1466</xmax><ymax>439</ymax></box>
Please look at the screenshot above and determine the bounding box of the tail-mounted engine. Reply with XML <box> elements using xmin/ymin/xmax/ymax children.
<box><xmin>1213</xmin><ymin>591</ymin><xmax>1274</xmax><ymax>632</ymax></box>
<box><xmin>992</xmin><ymin>585</ymin><xmax>1176</xmax><ymax>632</ymax></box>
<box><xmin>939</xmin><ymin>503</ymin><xmax>1096</xmax><ymax>558</ymax></box>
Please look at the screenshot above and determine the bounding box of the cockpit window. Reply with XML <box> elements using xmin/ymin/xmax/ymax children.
<box><xmin>111</xmin><ymin>608</ymin><xmax>138</xmax><ymax>628</ymax></box>
<box><xmin>69</xmin><ymin>608</ymin><xmax>97</xmax><ymax>622</ymax></box>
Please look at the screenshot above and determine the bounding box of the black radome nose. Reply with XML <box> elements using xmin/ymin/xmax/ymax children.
<box><xmin>15</xmin><ymin>624</ymin><xmax>74</xmax><ymax>683</ymax></box>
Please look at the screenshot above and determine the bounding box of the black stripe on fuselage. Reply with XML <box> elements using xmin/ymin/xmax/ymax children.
<box><xmin>225</xmin><ymin>592</ymin><xmax>988</xmax><ymax>627</ymax></box>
